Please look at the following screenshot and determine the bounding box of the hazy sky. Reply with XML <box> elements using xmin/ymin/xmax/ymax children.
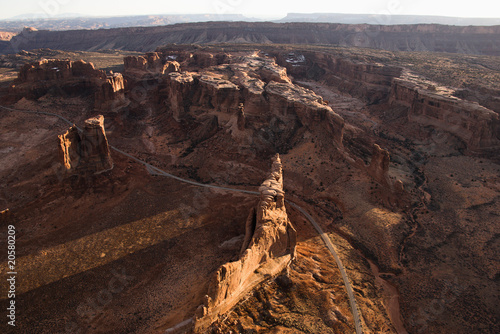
<box><xmin>0</xmin><ymin>0</ymin><xmax>499</xmax><ymax>20</ymax></box>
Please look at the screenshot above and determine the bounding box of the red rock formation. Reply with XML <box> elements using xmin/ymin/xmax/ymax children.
<box><xmin>58</xmin><ymin>115</ymin><xmax>113</xmax><ymax>174</ymax></box>
<box><xmin>160</xmin><ymin>71</ymin><xmax>197</xmax><ymax>121</ymax></box>
<box><xmin>58</xmin><ymin>126</ymin><xmax>81</xmax><ymax>171</ymax></box>
<box><xmin>265</xmin><ymin>81</ymin><xmax>345</xmax><ymax>145</ymax></box>
<box><xmin>124</xmin><ymin>51</ymin><xmax>180</xmax><ymax>78</ymax></box>
<box><xmin>274</xmin><ymin>51</ymin><xmax>402</xmax><ymax>103</ymax></box>
<box><xmin>193</xmin><ymin>154</ymin><xmax>296</xmax><ymax>332</ymax></box>
<box><xmin>16</xmin><ymin>59</ymin><xmax>105</xmax><ymax>83</ymax></box>
<box><xmin>236</xmin><ymin>103</ymin><xmax>246</xmax><ymax>130</ymax></box>
<box><xmin>155</xmin><ymin>54</ymin><xmax>345</xmax><ymax>149</ymax></box>
<box><xmin>94</xmin><ymin>72</ymin><xmax>127</xmax><ymax>111</ymax></box>
<box><xmin>189</xmin><ymin>51</ymin><xmax>230</xmax><ymax>69</ymax></box>
<box><xmin>194</xmin><ymin>74</ymin><xmax>241</xmax><ymax>113</ymax></box>
<box><xmin>367</xmin><ymin>144</ymin><xmax>391</xmax><ymax>186</ymax></box>
<box><xmin>10</xmin><ymin>59</ymin><xmax>126</xmax><ymax>111</ymax></box>
<box><xmin>390</xmin><ymin>78</ymin><xmax>500</xmax><ymax>152</ymax></box>
<box><xmin>366</xmin><ymin>144</ymin><xmax>410</xmax><ymax>209</ymax></box>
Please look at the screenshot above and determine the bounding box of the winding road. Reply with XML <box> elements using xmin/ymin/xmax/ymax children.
<box><xmin>1</xmin><ymin>105</ymin><xmax>364</xmax><ymax>334</ymax></box>
<box><xmin>286</xmin><ymin>201</ymin><xmax>364</xmax><ymax>333</ymax></box>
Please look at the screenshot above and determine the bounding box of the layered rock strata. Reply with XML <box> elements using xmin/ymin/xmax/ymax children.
<box><xmin>9</xmin><ymin>59</ymin><xmax>125</xmax><ymax>110</ymax></box>
<box><xmin>124</xmin><ymin>51</ymin><xmax>180</xmax><ymax>78</ymax></box>
<box><xmin>390</xmin><ymin>78</ymin><xmax>500</xmax><ymax>152</ymax></box>
<box><xmin>94</xmin><ymin>72</ymin><xmax>127</xmax><ymax>111</ymax></box>
<box><xmin>151</xmin><ymin>53</ymin><xmax>345</xmax><ymax>148</ymax></box>
<box><xmin>274</xmin><ymin>49</ymin><xmax>499</xmax><ymax>154</ymax></box>
<box><xmin>58</xmin><ymin>115</ymin><xmax>113</xmax><ymax>174</ymax></box>
<box><xmin>7</xmin><ymin>22</ymin><xmax>500</xmax><ymax>56</ymax></box>
<box><xmin>193</xmin><ymin>154</ymin><xmax>296</xmax><ymax>332</ymax></box>
<box><xmin>275</xmin><ymin>51</ymin><xmax>402</xmax><ymax>104</ymax></box>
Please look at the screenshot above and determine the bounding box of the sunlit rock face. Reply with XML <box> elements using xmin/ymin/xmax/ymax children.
<box><xmin>10</xmin><ymin>59</ymin><xmax>126</xmax><ymax>111</ymax></box>
<box><xmin>193</xmin><ymin>154</ymin><xmax>296</xmax><ymax>332</ymax></box>
<box><xmin>58</xmin><ymin>115</ymin><xmax>113</xmax><ymax>174</ymax></box>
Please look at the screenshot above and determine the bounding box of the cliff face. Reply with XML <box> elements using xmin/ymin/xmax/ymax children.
<box><xmin>137</xmin><ymin>52</ymin><xmax>344</xmax><ymax>151</ymax></box>
<box><xmin>273</xmin><ymin>50</ymin><xmax>402</xmax><ymax>104</ymax></box>
<box><xmin>5</xmin><ymin>22</ymin><xmax>500</xmax><ymax>56</ymax></box>
<box><xmin>272</xmin><ymin>48</ymin><xmax>499</xmax><ymax>155</ymax></box>
<box><xmin>10</xmin><ymin>59</ymin><xmax>126</xmax><ymax>111</ymax></box>
<box><xmin>94</xmin><ymin>73</ymin><xmax>127</xmax><ymax>111</ymax></box>
<box><xmin>367</xmin><ymin>144</ymin><xmax>391</xmax><ymax>185</ymax></box>
<box><xmin>365</xmin><ymin>144</ymin><xmax>409</xmax><ymax>209</ymax></box>
<box><xmin>390</xmin><ymin>78</ymin><xmax>500</xmax><ymax>152</ymax></box>
<box><xmin>193</xmin><ymin>154</ymin><xmax>296</xmax><ymax>332</ymax></box>
<box><xmin>124</xmin><ymin>52</ymin><xmax>180</xmax><ymax>78</ymax></box>
<box><xmin>58</xmin><ymin>115</ymin><xmax>113</xmax><ymax>174</ymax></box>
<box><xmin>264</xmin><ymin>81</ymin><xmax>345</xmax><ymax>145</ymax></box>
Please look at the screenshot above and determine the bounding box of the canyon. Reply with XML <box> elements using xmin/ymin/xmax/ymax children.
<box><xmin>0</xmin><ymin>40</ymin><xmax>498</xmax><ymax>334</ymax></box>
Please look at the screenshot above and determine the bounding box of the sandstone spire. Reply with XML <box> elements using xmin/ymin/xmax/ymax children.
<box><xmin>58</xmin><ymin>115</ymin><xmax>113</xmax><ymax>174</ymax></box>
<box><xmin>193</xmin><ymin>154</ymin><xmax>296</xmax><ymax>332</ymax></box>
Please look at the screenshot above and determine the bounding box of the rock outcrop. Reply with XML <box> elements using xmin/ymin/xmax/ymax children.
<box><xmin>94</xmin><ymin>72</ymin><xmax>127</xmax><ymax>111</ymax></box>
<box><xmin>367</xmin><ymin>144</ymin><xmax>391</xmax><ymax>185</ymax></box>
<box><xmin>264</xmin><ymin>81</ymin><xmax>345</xmax><ymax>145</ymax></box>
<box><xmin>9</xmin><ymin>59</ymin><xmax>126</xmax><ymax>111</ymax></box>
<box><xmin>193</xmin><ymin>154</ymin><xmax>296</xmax><ymax>332</ymax></box>
<box><xmin>390</xmin><ymin>78</ymin><xmax>500</xmax><ymax>153</ymax></box>
<box><xmin>159</xmin><ymin>71</ymin><xmax>196</xmax><ymax>121</ymax></box>
<box><xmin>124</xmin><ymin>52</ymin><xmax>180</xmax><ymax>78</ymax></box>
<box><xmin>0</xmin><ymin>31</ymin><xmax>15</xmax><ymax>41</ymax></box>
<box><xmin>366</xmin><ymin>144</ymin><xmax>409</xmax><ymax>209</ymax></box>
<box><xmin>153</xmin><ymin>53</ymin><xmax>345</xmax><ymax>149</ymax></box>
<box><xmin>273</xmin><ymin>51</ymin><xmax>402</xmax><ymax>104</ymax></box>
<box><xmin>58</xmin><ymin>115</ymin><xmax>113</xmax><ymax>174</ymax></box>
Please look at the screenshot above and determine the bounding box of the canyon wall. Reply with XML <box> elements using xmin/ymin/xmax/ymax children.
<box><xmin>94</xmin><ymin>73</ymin><xmax>127</xmax><ymax>111</ymax></box>
<box><xmin>273</xmin><ymin>50</ymin><xmax>402</xmax><ymax>104</ymax></box>
<box><xmin>390</xmin><ymin>78</ymin><xmax>500</xmax><ymax>152</ymax></box>
<box><xmin>193</xmin><ymin>154</ymin><xmax>296</xmax><ymax>332</ymax></box>
<box><xmin>10</xmin><ymin>59</ymin><xmax>125</xmax><ymax>111</ymax></box>
<box><xmin>271</xmin><ymin>48</ymin><xmax>499</xmax><ymax>154</ymax></box>
<box><xmin>124</xmin><ymin>52</ymin><xmax>180</xmax><ymax>78</ymax></box>
<box><xmin>5</xmin><ymin>22</ymin><xmax>500</xmax><ymax>56</ymax></box>
<box><xmin>58</xmin><ymin>115</ymin><xmax>113</xmax><ymax>174</ymax></box>
<box><xmin>125</xmin><ymin>51</ymin><xmax>345</xmax><ymax>150</ymax></box>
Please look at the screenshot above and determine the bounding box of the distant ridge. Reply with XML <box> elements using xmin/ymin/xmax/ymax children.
<box><xmin>2</xmin><ymin>12</ymin><xmax>500</xmax><ymax>33</ymax></box>
<box><xmin>3</xmin><ymin>22</ymin><xmax>500</xmax><ymax>56</ymax></box>
<box><xmin>0</xmin><ymin>14</ymin><xmax>254</xmax><ymax>32</ymax></box>
<box><xmin>278</xmin><ymin>13</ymin><xmax>500</xmax><ymax>26</ymax></box>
